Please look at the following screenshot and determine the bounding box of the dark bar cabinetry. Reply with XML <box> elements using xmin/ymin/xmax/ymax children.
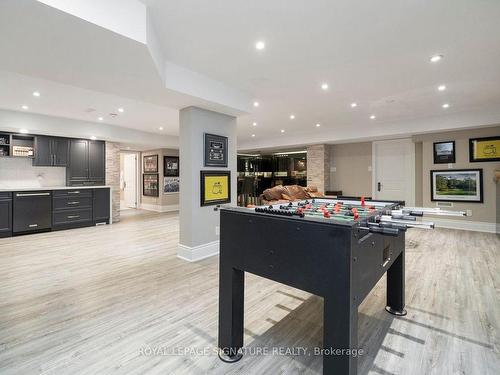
<box><xmin>67</xmin><ymin>139</ymin><xmax>105</xmax><ymax>186</ymax></box>
<box><xmin>33</xmin><ymin>136</ymin><xmax>69</xmax><ymax>167</ymax></box>
<box><xmin>0</xmin><ymin>192</ymin><xmax>12</xmax><ymax>238</ymax></box>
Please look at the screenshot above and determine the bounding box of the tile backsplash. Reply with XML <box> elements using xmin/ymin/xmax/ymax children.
<box><xmin>0</xmin><ymin>157</ymin><xmax>66</xmax><ymax>188</ymax></box>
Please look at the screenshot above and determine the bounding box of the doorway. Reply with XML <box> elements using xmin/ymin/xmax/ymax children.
<box><xmin>120</xmin><ymin>152</ymin><xmax>139</xmax><ymax>210</ymax></box>
<box><xmin>372</xmin><ymin>139</ymin><xmax>415</xmax><ymax>206</ymax></box>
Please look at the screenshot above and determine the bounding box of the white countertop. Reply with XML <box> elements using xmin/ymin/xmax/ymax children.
<box><xmin>0</xmin><ymin>186</ymin><xmax>111</xmax><ymax>192</ymax></box>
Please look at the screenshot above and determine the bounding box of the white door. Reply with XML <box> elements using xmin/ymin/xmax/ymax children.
<box><xmin>123</xmin><ymin>154</ymin><xmax>137</xmax><ymax>209</ymax></box>
<box><xmin>372</xmin><ymin>139</ymin><xmax>415</xmax><ymax>206</ymax></box>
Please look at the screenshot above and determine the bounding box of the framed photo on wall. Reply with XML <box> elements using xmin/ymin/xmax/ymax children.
<box><xmin>200</xmin><ymin>170</ymin><xmax>231</xmax><ymax>206</ymax></box>
<box><xmin>204</xmin><ymin>133</ymin><xmax>228</xmax><ymax>167</ymax></box>
<box><xmin>143</xmin><ymin>174</ymin><xmax>159</xmax><ymax>197</ymax></box>
<box><xmin>469</xmin><ymin>136</ymin><xmax>500</xmax><ymax>162</ymax></box>
<box><xmin>164</xmin><ymin>156</ymin><xmax>179</xmax><ymax>177</ymax></box>
<box><xmin>433</xmin><ymin>141</ymin><xmax>455</xmax><ymax>164</ymax></box>
<box><xmin>163</xmin><ymin>176</ymin><xmax>180</xmax><ymax>194</ymax></box>
<box><xmin>143</xmin><ymin>154</ymin><xmax>158</xmax><ymax>173</ymax></box>
<box><xmin>430</xmin><ymin>169</ymin><xmax>483</xmax><ymax>203</ymax></box>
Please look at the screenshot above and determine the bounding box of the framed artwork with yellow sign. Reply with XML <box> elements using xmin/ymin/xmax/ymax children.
<box><xmin>469</xmin><ymin>136</ymin><xmax>500</xmax><ymax>162</ymax></box>
<box><xmin>200</xmin><ymin>170</ymin><xmax>231</xmax><ymax>206</ymax></box>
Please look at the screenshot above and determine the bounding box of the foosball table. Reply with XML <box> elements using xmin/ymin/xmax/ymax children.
<box><xmin>218</xmin><ymin>197</ymin><xmax>466</xmax><ymax>375</ymax></box>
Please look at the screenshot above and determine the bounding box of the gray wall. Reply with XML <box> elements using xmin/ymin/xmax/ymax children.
<box><xmin>179</xmin><ymin>107</ymin><xmax>237</xmax><ymax>248</ymax></box>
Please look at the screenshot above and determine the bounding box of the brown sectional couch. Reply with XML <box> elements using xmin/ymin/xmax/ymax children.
<box><xmin>260</xmin><ymin>184</ymin><xmax>325</xmax><ymax>205</ymax></box>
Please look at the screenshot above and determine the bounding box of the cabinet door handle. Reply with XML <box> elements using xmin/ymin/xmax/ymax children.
<box><xmin>28</xmin><ymin>224</ymin><xmax>38</xmax><ymax>228</ymax></box>
<box><xmin>67</xmin><ymin>191</ymin><xmax>80</xmax><ymax>194</ymax></box>
<box><xmin>16</xmin><ymin>193</ymin><xmax>51</xmax><ymax>197</ymax></box>
<box><xmin>67</xmin><ymin>201</ymin><xmax>80</xmax><ymax>205</ymax></box>
<box><xmin>67</xmin><ymin>215</ymin><xmax>80</xmax><ymax>219</ymax></box>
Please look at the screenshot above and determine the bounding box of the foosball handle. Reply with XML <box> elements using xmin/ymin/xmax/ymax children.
<box><xmin>369</xmin><ymin>226</ymin><xmax>399</xmax><ymax>237</ymax></box>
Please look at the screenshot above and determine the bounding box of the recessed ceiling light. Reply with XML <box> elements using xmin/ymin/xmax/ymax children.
<box><xmin>290</xmin><ymin>114</ymin><xmax>295</xmax><ymax>120</ymax></box>
<box><xmin>442</xmin><ymin>103</ymin><xmax>450</xmax><ymax>108</ymax></box>
<box><xmin>159</xmin><ymin>127</ymin><xmax>164</xmax><ymax>130</ymax></box>
<box><xmin>253</xmin><ymin>101</ymin><xmax>259</xmax><ymax>107</ymax></box>
<box><xmin>321</xmin><ymin>83</ymin><xmax>329</xmax><ymax>90</ymax></box>
<box><xmin>438</xmin><ymin>85</ymin><xmax>446</xmax><ymax>91</ymax></box>
<box><xmin>19</xmin><ymin>129</ymin><xmax>29</xmax><ymax>134</ymax></box>
<box><xmin>252</xmin><ymin>122</ymin><xmax>257</xmax><ymax>126</ymax></box>
<box><xmin>430</xmin><ymin>54</ymin><xmax>443</xmax><ymax>63</ymax></box>
<box><xmin>90</xmin><ymin>136</ymin><xmax>97</xmax><ymax>140</ymax></box>
<box><xmin>280</xmin><ymin>129</ymin><xmax>285</xmax><ymax>133</ymax></box>
<box><xmin>370</xmin><ymin>115</ymin><xmax>376</xmax><ymax>120</ymax></box>
<box><xmin>251</xmin><ymin>134</ymin><xmax>256</xmax><ymax>137</ymax></box>
<box><xmin>316</xmin><ymin>123</ymin><xmax>321</xmax><ymax>127</ymax></box>
<box><xmin>351</xmin><ymin>102</ymin><xmax>358</xmax><ymax>108</ymax></box>
<box><xmin>32</xmin><ymin>91</ymin><xmax>40</xmax><ymax>97</ymax></box>
<box><xmin>98</xmin><ymin>117</ymin><xmax>103</xmax><ymax>121</ymax></box>
<box><xmin>255</xmin><ymin>41</ymin><xmax>265</xmax><ymax>50</ymax></box>
<box><xmin>21</xmin><ymin>105</ymin><xmax>29</xmax><ymax>110</ymax></box>
<box><xmin>118</xmin><ymin>107</ymin><xmax>124</xmax><ymax>113</ymax></box>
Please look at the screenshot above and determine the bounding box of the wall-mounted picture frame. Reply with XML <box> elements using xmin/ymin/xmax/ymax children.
<box><xmin>164</xmin><ymin>156</ymin><xmax>179</xmax><ymax>177</ymax></box>
<box><xmin>143</xmin><ymin>154</ymin><xmax>158</xmax><ymax>173</ymax></box>
<box><xmin>204</xmin><ymin>133</ymin><xmax>228</xmax><ymax>167</ymax></box>
<box><xmin>164</xmin><ymin>176</ymin><xmax>180</xmax><ymax>194</ymax></box>
<box><xmin>430</xmin><ymin>169</ymin><xmax>483</xmax><ymax>203</ymax></box>
<box><xmin>469</xmin><ymin>136</ymin><xmax>500</xmax><ymax>162</ymax></box>
<box><xmin>200</xmin><ymin>170</ymin><xmax>231</xmax><ymax>206</ymax></box>
<box><xmin>143</xmin><ymin>174</ymin><xmax>159</xmax><ymax>197</ymax></box>
<box><xmin>433</xmin><ymin>141</ymin><xmax>455</xmax><ymax>164</ymax></box>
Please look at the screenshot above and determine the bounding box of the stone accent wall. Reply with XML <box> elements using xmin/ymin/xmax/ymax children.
<box><xmin>306</xmin><ymin>144</ymin><xmax>330</xmax><ymax>193</ymax></box>
<box><xmin>105</xmin><ymin>142</ymin><xmax>120</xmax><ymax>223</ymax></box>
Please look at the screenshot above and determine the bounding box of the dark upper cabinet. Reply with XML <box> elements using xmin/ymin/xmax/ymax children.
<box><xmin>33</xmin><ymin>136</ymin><xmax>69</xmax><ymax>167</ymax></box>
<box><xmin>93</xmin><ymin>188</ymin><xmax>110</xmax><ymax>223</ymax></box>
<box><xmin>67</xmin><ymin>139</ymin><xmax>105</xmax><ymax>185</ymax></box>
<box><xmin>88</xmin><ymin>141</ymin><xmax>105</xmax><ymax>181</ymax></box>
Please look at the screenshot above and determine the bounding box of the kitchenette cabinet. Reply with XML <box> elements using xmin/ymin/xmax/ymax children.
<box><xmin>0</xmin><ymin>192</ymin><xmax>12</xmax><ymax>238</ymax></box>
<box><xmin>32</xmin><ymin>136</ymin><xmax>69</xmax><ymax>167</ymax></box>
<box><xmin>67</xmin><ymin>139</ymin><xmax>105</xmax><ymax>186</ymax></box>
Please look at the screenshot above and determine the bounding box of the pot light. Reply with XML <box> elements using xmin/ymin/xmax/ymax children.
<box><xmin>438</xmin><ymin>85</ymin><xmax>446</xmax><ymax>91</ymax></box>
<box><xmin>98</xmin><ymin>117</ymin><xmax>103</xmax><ymax>121</ymax></box>
<box><xmin>280</xmin><ymin>129</ymin><xmax>285</xmax><ymax>133</ymax></box>
<box><xmin>19</xmin><ymin>129</ymin><xmax>29</xmax><ymax>134</ymax></box>
<box><xmin>370</xmin><ymin>115</ymin><xmax>376</xmax><ymax>120</ymax></box>
<box><xmin>118</xmin><ymin>107</ymin><xmax>124</xmax><ymax>113</ymax></box>
<box><xmin>430</xmin><ymin>54</ymin><xmax>443</xmax><ymax>63</ymax></box>
<box><xmin>442</xmin><ymin>103</ymin><xmax>450</xmax><ymax>109</ymax></box>
<box><xmin>252</xmin><ymin>122</ymin><xmax>257</xmax><ymax>126</ymax></box>
<box><xmin>253</xmin><ymin>101</ymin><xmax>259</xmax><ymax>107</ymax></box>
<box><xmin>290</xmin><ymin>114</ymin><xmax>295</xmax><ymax>120</ymax></box>
<box><xmin>32</xmin><ymin>91</ymin><xmax>40</xmax><ymax>97</ymax></box>
<box><xmin>90</xmin><ymin>136</ymin><xmax>97</xmax><ymax>140</ymax></box>
<box><xmin>316</xmin><ymin>123</ymin><xmax>321</xmax><ymax>127</ymax></box>
<box><xmin>159</xmin><ymin>127</ymin><xmax>164</xmax><ymax>130</ymax></box>
<box><xmin>21</xmin><ymin>105</ymin><xmax>29</xmax><ymax>110</ymax></box>
<box><xmin>251</xmin><ymin>134</ymin><xmax>255</xmax><ymax>137</ymax></box>
<box><xmin>255</xmin><ymin>41</ymin><xmax>265</xmax><ymax>50</ymax></box>
<box><xmin>321</xmin><ymin>83</ymin><xmax>329</xmax><ymax>90</ymax></box>
<box><xmin>351</xmin><ymin>102</ymin><xmax>357</xmax><ymax>108</ymax></box>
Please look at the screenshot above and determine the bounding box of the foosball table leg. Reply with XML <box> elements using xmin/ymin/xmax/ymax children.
<box><xmin>218</xmin><ymin>266</ymin><xmax>245</xmax><ymax>362</ymax></box>
<box><xmin>385</xmin><ymin>251</ymin><xmax>407</xmax><ymax>316</ymax></box>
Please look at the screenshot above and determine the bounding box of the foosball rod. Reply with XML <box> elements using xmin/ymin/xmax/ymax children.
<box><xmin>379</xmin><ymin>215</ymin><xmax>435</xmax><ymax>229</ymax></box>
<box><xmin>396</xmin><ymin>207</ymin><xmax>468</xmax><ymax>217</ymax></box>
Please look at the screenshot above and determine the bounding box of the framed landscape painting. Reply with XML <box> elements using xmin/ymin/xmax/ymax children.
<box><xmin>430</xmin><ymin>169</ymin><xmax>483</xmax><ymax>203</ymax></box>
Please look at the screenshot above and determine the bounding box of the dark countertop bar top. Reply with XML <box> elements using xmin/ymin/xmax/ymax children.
<box><xmin>0</xmin><ymin>186</ymin><xmax>111</xmax><ymax>192</ymax></box>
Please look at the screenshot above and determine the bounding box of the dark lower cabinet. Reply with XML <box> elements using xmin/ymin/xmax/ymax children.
<box><xmin>93</xmin><ymin>188</ymin><xmax>110</xmax><ymax>224</ymax></box>
<box><xmin>0</xmin><ymin>192</ymin><xmax>12</xmax><ymax>238</ymax></box>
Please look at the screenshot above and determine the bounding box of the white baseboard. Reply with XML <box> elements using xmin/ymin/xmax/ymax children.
<box><xmin>177</xmin><ymin>240</ymin><xmax>219</xmax><ymax>262</ymax></box>
<box><xmin>431</xmin><ymin>218</ymin><xmax>497</xmax><ymax>233</ymax></box>
<box><xmin>140</xmin><ymin>203</ymin><xmax>179</xmax><ymax>212</ymax></box>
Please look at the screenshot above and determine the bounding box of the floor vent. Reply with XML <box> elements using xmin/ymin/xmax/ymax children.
<box><xmin>436</xmin><ymin>201</ymin><xmax>453</xmax><ymax>208</ymax></box>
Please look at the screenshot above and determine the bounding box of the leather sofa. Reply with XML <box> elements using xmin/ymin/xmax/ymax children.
<box><xmin>259</xmin><ymin>184</ymin><xmax>325</xmax><ymax>205</ymax></box>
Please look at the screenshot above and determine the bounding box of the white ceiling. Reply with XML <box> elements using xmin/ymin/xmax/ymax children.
<box><xmin>1</xmin><ymin>0</ymin><xmax>500</xmax><ymax>150</ymax></box>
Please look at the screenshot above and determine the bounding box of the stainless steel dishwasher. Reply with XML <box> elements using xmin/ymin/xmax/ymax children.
<box><xmin>13</xmin><ymin>191</ymin><xmax>52</xmax><ymax>233</ymax></box>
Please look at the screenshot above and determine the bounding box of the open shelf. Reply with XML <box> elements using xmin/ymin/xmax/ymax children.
<box><xmin>11</xmin><ymin>134</ymin><xmax>35</xmax><ymax>158</ymax></box>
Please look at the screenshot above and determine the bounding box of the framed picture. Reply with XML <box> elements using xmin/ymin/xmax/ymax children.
<box><xmin>143</xmin><ymin>174</ymin><xmax>159</xmax><ymax>197</ymax></box>
<box><xmin>430</xmin><ymin>169</ymin><xmax>483</xmax><ymax>203</ymax></box>
<box><xmin>164</xmin><ymin>176</ymin><xmax>180</xmax><ymax>194</ymax></box>
<box><xmin>204</xmin><ymin>133</ymin><xmax>228</xmax><ymax>167</ymax></box>
<box><xmin>469</xmin><ymin>136</ymin><xmax>500</xmax><ymax>162</ymax></box>
<box><xmin>143</xmin><ymin>154</ymin><xmax>158</xmax><ymax>173</ymax></box>
<box><xmin>433</xmin><ymin>141</ymin><xmax>455</xmax><ymax>164</ymax></box>
<box><xmin>164</xmin><ymin>156</ymin><xmax>179</xmax><ymax>177</ymax></box>
<box><xmin>200</xmin><ymin>170</ymin><xmax>231</xmax><ymax>206</ymax></box>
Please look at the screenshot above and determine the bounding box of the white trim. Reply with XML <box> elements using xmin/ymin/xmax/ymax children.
<box><xmin>140</xmin><ymin>203</ymin><xmax>179</xmax><ymax>212</ymax></box>
<box><xmin>177</xmin><ymin>240</ymin><xmax>220</xmax><ymax>262</ymax></box>
<box><xmin>431</xmin><ymin>218</ymin><xmax>497</xmax><ymax>233</ymax></box>
<box><xmin>372</xmin><ymin>138</ymin><xmax>415</xmax><ymax>206</ymax></box>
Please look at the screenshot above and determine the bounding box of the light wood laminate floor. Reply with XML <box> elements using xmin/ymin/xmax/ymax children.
<box><xmin>0</xmin><ymin>210</ymin><xmax>498</xmax><ymax>375</ymax></box>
